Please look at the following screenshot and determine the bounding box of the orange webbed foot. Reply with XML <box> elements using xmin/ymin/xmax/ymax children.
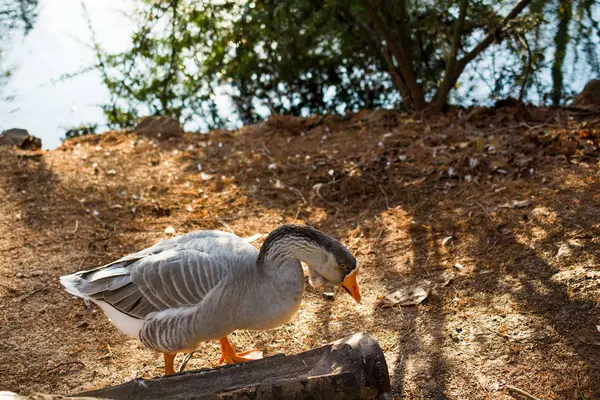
<box><xmin>218</xmin><ymin>336</ymin><xmax>263</xmax><ymax>364</ymax></box>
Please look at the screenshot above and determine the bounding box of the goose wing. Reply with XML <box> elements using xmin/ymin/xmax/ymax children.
<box><xmin>61</xmin><ymin>232</ymin><xmax>258</xmax><ymax>320</ymax></box>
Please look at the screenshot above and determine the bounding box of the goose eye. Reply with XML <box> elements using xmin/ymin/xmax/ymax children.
<box><xmin>340</xmin><ymin>263</ymin><xmax>349</xmax><ymax>271</ymax></box>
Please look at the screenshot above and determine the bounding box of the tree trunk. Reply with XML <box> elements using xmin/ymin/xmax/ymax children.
<box><xmin>71</xmin><ymin>333</ymin><xmax>391</xmax><ymax>400</ymax></box>
<box><xmin>551</xmin><ymin>0</ymin><xmax>572</xmax><ymax>105</ymax></box>
<box><xmin>358</xmin><ymin>0</ymin><xmax>427</xmax><ymax>111</ymax></box>
<box><xmin>433</xmin><ymin>0</ymin><xmax>469</xmax><ymax>112</ymax></box>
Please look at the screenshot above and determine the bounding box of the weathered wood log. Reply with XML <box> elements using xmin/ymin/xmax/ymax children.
<box><xmin>74</xmin><ymin>332</ymin><xmax>390</xmax><ymax>400</ymax></box>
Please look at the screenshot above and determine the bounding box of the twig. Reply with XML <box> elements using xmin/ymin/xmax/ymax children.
<box><xmin>378</xmin><ymin>184</ymin><xmax>391</xmax><ymax>210</ymax></box>
<box><xmin>72</xmin><ymin>219</ymin><xmax>79</xmax><ymax>234</ymax></box>
<box><xmin>261</xmin><ymin>143</ymin><xmax>271</xmax><ymax>156</ymax></box>
<box><xmin>474</xmin><ymin>201</ymin><xmax>493</xmax><ymax>221</ymax></box>
<box><xmin>45</xmin><ymin>361</ymin><xmax>85</xmax><ymax>374</ymax></box>
<box><xmin>97</xmin><ymin>343</ymin><xmax>113</xmax><ymax>360</ymax></box>
<box><xmin>216</xmin><ymin>217</ymin><xmax>235</xmax><ymax>234</ymax></box>
<box><xmin>574</xmin><ymin>235</ymin><xmax>597</xmax><ymax>239</ymax></box>
<box><xmin>574</xmin><ymin>374</ymin><xmax>585</xmax><ymax>400</ymax></box>
<box><xmin>314</xmin><ymin>185</ymin><xmax>338</xmax><ymax>210</ymax></box>
<box><xmin>400</xmin><ymin>326</ymin><xmax>414</xmax><ymax>339</ymax></box>
<box><xmin>506</xmin><ymin>385</ymin><xmax>544</xmax><ymax>400</ymax></box>
<box><xmin>287</xmin><ymin>186</ymin><xmax>307</xmax><ymax>205</ymax></box>
<box><xmin>481</xmin><ymin>238</ymin><xmax>500</xmax><ymax>254</ymax></box>
<box><xmin>484</xmin><ymin>326</ymin><xmax>518</xmax><ymax>342</ymax></box>
<box><xmin>179</xmin><ymin>351</ymin><xmax>199</xmax><ymax>372</ymax></box>
<box><xmin>20</xmin><ymin>283</ymin><xmax>50</xmax><ymax>302</ymax></box>
<box><xmin>308</xmin><ymin>114</ymin><xmax>326</xmax><ymax>129</ymax></box>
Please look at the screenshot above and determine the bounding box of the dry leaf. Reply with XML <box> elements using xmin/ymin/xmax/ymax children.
<box><xmin>378</xmin><ymin>283</ymin><xmax>430</xmax><ymax>307</ymax></box>
<box><xmin>200</xmin><ymin>172</ymin><xmax>213</xmax><ymax>181</ymax></box>
<box><xmin>499</xmin><ymin>199</ymin><xmax>532</xmax><ymax>209</ymax></box>
<box><xmin>403</xmin><ymin>177</ymin><xmax>427</xmax><ymax>186</ymax></box>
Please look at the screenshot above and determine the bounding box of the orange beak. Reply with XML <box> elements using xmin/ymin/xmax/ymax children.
<box><xmin>339</xmin><ymin>268</ymin><xmax>361</xmax><ymax>303</ymax></box>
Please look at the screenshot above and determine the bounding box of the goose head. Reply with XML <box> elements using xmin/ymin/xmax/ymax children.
<box><xmin>258</xmin><ymin>224</ymin><xmax>361</xmax><ymax>303</ymax></box>
<box><xmin>303</xmin><ymin>239</ymin><xmax>360</xmax><ymax>303</ymax></box>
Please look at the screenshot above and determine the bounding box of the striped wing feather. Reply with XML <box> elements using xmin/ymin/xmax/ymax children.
<box><xmin>71</xmin><ymin>233</ymin><xmax>252</xmax><ymax>320</ymax></box>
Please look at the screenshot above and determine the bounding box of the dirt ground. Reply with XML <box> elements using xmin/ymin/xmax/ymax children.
<box><xmin>1</xmin><ymin>106</ymin><xmax>599</xmax><ymax>399</ymax></box>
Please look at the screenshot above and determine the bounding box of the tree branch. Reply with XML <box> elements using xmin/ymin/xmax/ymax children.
<box><xmin>434</xmin><ymin>0</ymin><xmax>533</xmax><ymax>110</ymax></box>
<box><xmin>357</xmin><ymin>0</ymin><xmax>426</xmax><ymax>110</ymax></box>
<box><xmin>342</xmin><ymin>8</ymin><xmax>413</xmax><ymax>109</ymax></box>
<box><xmin>161</xmin><ymin>0</ymin><xmax>179</xmax><ymax>113</ymax></box>
<box><xmin>517</xmin><ymin>32</ymin><xmax>532</xmax><ymax>101</ymax></box>
<box><xmin>457</xmin><ymin>0</ymin><xmax>533</xmax><ymax>74</ymax></box>
<box><xmin>435</xmin><ymin>0</ymin><xmax>468</xmax><ymax>109</ymax></box>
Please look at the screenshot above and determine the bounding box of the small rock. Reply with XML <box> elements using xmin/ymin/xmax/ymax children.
<box><xmin>77</xmin><ymin>321</ymin><xmax>89</xmax><ymax>329</ymax></box>
<box><xmin>135</xmin><ymin>116</ymin><xmax>184</xmax><ymax>140</ymax></box>
<box><xmin>165</xmin><ymin>226</ymin><xmax>176</xmax><ymax>234</ymax></box>
<box><xmin>0</xmin><ymin>128</ymin><xmax>42</xmax><ymax>150</ymax></box>
<box><xmin>15</xmin><ymin>272</ymin><xmax>24</xmax><ymax>278</ymax></box>
<box><xmin>574</xmin><ymin>79</ymin><xmax>600</xmax><ymax>107</ymax></box>
<box><xmin>31</xmin><ymin>270</ymin><xmax>42</xmax><ymax>277</ymax></box>
<box><xmin>106</xmin><ymin>169</ymin><xmax>117</xmax><ymax>175</ymax></box>
<box><xmin>556</xmin><ymin>242</ymin><xmax>572</xmax><ymax>260</ymax></box>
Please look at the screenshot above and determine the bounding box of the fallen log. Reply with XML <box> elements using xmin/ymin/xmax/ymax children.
<box><xmin>74</xmin><ymin>332</ymin><xmax>390</xmax><ymax>400</ymax></box>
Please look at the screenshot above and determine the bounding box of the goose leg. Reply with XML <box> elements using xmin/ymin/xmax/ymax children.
<box><xmin>164</xmin><ymin>352</ymin><xmax>177</xmax><ymax>375</ymax></box>
<box><xmin>218</xmin><ymin>336</ymin><xmax>263</xmax><ymax>364</ymax></box>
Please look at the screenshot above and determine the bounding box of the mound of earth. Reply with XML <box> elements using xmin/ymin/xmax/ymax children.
<box><xmin>0</xmin><ymin>107</ymin><xmax>599</xmax><ymax>399</ymax></box>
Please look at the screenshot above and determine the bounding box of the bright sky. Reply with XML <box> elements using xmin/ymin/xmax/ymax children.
<box><xmin>1</xmin><ymin>0</ymin><xmax>136</xmax><ymax>149</ymax></box>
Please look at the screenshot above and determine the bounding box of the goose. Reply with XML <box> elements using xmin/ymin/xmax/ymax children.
<box><xmin>60</xmin><ymin>224</ymin><xmax>361</xmax><ymax>375</ymax></box>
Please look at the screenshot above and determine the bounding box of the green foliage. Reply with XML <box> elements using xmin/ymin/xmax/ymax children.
<box><xmin>62</xmin><ymin>123</ymin><xmax>98</xmax><ymax>141</ymax></box>
<box><xmin>88</xmin><ymin>0</ymin><xmax>224</xmax><ymax>130</ymax></box>
<box><xmin>92</xmin><ymin>0</ymin><xmax>600</xmax><ymax>129</ymax></box>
